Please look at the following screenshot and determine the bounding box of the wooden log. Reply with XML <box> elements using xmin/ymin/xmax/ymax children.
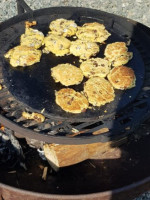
<box><xmin>43</xmin><ymin>137</ymin><xmax>127</xmax><ymax>171</ymax></box>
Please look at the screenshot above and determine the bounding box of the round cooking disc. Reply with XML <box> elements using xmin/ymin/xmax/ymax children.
<box><xmin>2</xmin><ymin>20</ymin><xmax>145</xmax><ymax>121</ymax></box>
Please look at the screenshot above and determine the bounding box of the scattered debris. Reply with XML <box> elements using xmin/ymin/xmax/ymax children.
<box><xmin>41</xmin><ymin>108</ymin><xmax>45</xmax><ymax>114</ymax></box>
<box><xmin>88</xmin><ymin>161</ymin><xmax>96</xmax><ymax>168</ymax></box>
<box><xmin>93</xmin><ymin>127</ymin><xmax>109</xmax><ymax>135</ymax></box>
<box><xmin>42</xmin><ymin>166</ymin><xmax>48</xmax><ymax>181</ymax></box>
<box><xmin>126</xmin><ymin>39</ymin><xmax>131</xmax><ymax>46</ymax></box>
<box><xmin>37</xmin><ymin>148</ymin><xmax>46</xmax><ymax>160</ymax></box>
<box><xmin>125</xmin><ymin>126</ymin><xmax>130</xmax><ymax>130</ymax></box>
<box><xmin>8</xmin><ymin>170</ymin><xmax>16</xmax><ymax>174</ymax></box>
<box><xmin>20</xmin><ymin>162</ymin><xmax>27</xmax><ymax>170</ymax></box>
<box><xmin>67</xmin><ymin>129</ymin><xmax>89</xmax><ymax>137</ymax></box>
<box><xmin>71</xmin><ymin>128</ymin><xmax>79</xmax><ymax>134</ymax></box>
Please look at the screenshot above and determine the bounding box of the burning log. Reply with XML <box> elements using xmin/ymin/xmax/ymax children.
<box><xmin>43</xmin><ymin>137</ymin><xmax>126</xmax><ymax>171</ymax></box>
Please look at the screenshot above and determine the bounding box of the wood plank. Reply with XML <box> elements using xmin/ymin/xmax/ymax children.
<box><xmin>43</xmin><ymin>137</ymin><xmax>127</xmax><ymax>170</ymax></box>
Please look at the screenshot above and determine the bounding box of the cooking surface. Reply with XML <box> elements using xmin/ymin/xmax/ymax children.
<box><xmin>2</xmin><ymin>17</ymin><xmax>145</xmax><ymax>121</ymax></box>
<box><xmin>0</xmin><ymin>6</ymin><xmax>149</xmax><ymax>144</ymax></box>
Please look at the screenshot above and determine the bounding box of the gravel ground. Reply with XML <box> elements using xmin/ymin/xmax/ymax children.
<box><xmin>1</xmin><ymin>0</ymin><xmax>150</xmax><ymax>27</ymax></box>
<box><xmin>0</xmin><ymin>0</ymin><xmax>150</xmax><ymax>199</ymax></box>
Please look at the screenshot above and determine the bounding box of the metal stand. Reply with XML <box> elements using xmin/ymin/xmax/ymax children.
<box><xmin>16</xmin><ymin>0</ymin><xmax>32</xmax><ymax>15</ymax></box>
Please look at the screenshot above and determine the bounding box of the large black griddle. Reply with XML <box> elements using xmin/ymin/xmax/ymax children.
<box><xmin>0</xmin><ymin>5</ymin><xmax>149</xmax><ymax>144</ymax></box>
<box><xmin>2</xmin><ymin>17</ymin><xmax>145</xmax><ymax>121</ymax></box>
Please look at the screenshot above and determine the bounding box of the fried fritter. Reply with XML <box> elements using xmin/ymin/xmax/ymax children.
<box><xmin>76</xmin><ymin>22</ymin><xmax>111</xmax><ymax>43</ymax></box>
<box><xmin>70</xmin><ymin>39</ymin><xmax>99</xmax><ymax>60</ymax></box>
<box><xmin>42</xmin><ymin>33</ymin><xmax>71</xmax><ymax>56</ymax></box>
<box><xmin>51</xmin><ymin>63</ymin><xmax>83</xmax><ymax>86</ymax></box>
<box><xmin>107</xmin><ymin>65</ymin><xmax>136</xmax><ymax>90</ymax></box>
<box><xmin>20</xmin><ymin>27</ymin><xmax>44</xmax><ymax>49</ymax></box>
<box><xmin>104</xmin><ymin>42</ymin><xmax>133</xmax><ymax>67</ymax></box>
<box><xmin>84</xmin><ymin>77</ymin><xmax>115</xmax><ymax>106</ymax></box>
<box><xmin>80</xmin><ymin>58</ymin><xmax>111</xmax><ymax>78</ymax></box>
<box><xmin>49</xmin><ymin>18</ymin><xmax>78</xmax><ymax>37</ymax></box>
<box><xmin>55</xmin><ymin>88</ymin><xmax>89</xmax><ymax>113</ymax></box>
<box><xmin>4</xmin><ymin>45</ymin><xmax>42</xmax><ymax>67</ymax></box>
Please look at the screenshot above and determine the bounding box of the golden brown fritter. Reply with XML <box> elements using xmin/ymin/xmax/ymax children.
<box><xmin>51</xmin><ymin>63</ymin><xmax>84</xmax><ymax>86</ymax></box>
<box><xmin>84</xmin><ymin>77</ymin><xmax>115</xmax><ymax>106</ymax></box>
<box><xmin>4</xmin><ymin>45</ymin><xmax>42</xmax><ymax>67</ymax></box>
<box><xmin>20</xmin><ymin>27</ymin><xmax>44</xmax><ymax>49</ymax></box>
<box><xmin>49</xmin><ymin>18</ymin><xmax>78</xmax><ymax>37</ymax></box>
<box><xmin>42</xmin><ymin>33</ymin><xmax>71</xmax><ymax>56</ymax></box>
<box><xmin>70</xmin><ymin>39</ymin><xmax>99</xmax><ymax>60</ymax></box>
<box><xmin>76</xmin><ymin>22</ymin><xmax>111</xmax><ymax>43</ymax></box>
<box><xmin>104</xmin><ymin>42</ymin><xmax>133</xmax><ymax>67</ymax></box>
<box><xmin>22</xmin><ymin>112</ymin><xmax>45</xmax><ymax>123</ymax></box>
<box><xmin>20</xmin><ymin>21</ymin><xmax>44</xmax><ymax>49</ymax></box>
<box><xmin>80</xmin><ymin>58</ymin><xmax>111</xmax><ymax>78</ymax></box>
<box><xmin>107</xmin><ymin>65</ymin><xmax>136</xmax><ymax>90</ymax></box>
<box><xmin>55</xmin><ymin>88</ymin><xmax>89</xmax><ymax>113</ymax></box>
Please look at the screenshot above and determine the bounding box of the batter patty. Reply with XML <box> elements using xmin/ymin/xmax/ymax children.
<box><xmin>84</xmin><ymin>77</ymin><xmax>115</xmax><ymax>106</ymax></box>
<box><xmin>107</xmin><ymin>65</ymin><xmax>136</xmax><ymax>90</ymax></box>
<box><xmin>51</xmin><ymin>63</ymin><xmax>84</xmax><ymax>86</ymax></box>
<box><xmin>80</xmin><ymin>58</ymin><xmax>111</xmax><ymax>78</ymax></box>
<box><xmin>55</xmin><ymin>88</ymin><xmax>89</xmax><ymax>113</ymax></box>
<box><xmin>4</xmin><ymin>45</ymin><xmax>42</xmax><ymax>67</ymax></box>
<box><xmin>70</xmin><ymin>39</ymin><xmax>100</xmax><ymax>60</ymax></box>
<box><xmin>76</xmin><ymin>22</ymin><xmax>111</xmax><ymax>43</ymax></box>
<box><xmin>20</xmin><ymin>27</ymin><xmax>44</xmax><ymax>49</ymax></box>
<box><xmin>42</xmin><ymin>33</ymin><xmax>71</xmax><ymax>56</ymax></box>
<box><xmin>104</xmin><ymin>42</ymin><xmax>133</xmax><ymax>67</ymax></box>
<box><xmin>49</xmin><ymin>18</ymin><xmax>78</xmax><ymax>37</ymax></box>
